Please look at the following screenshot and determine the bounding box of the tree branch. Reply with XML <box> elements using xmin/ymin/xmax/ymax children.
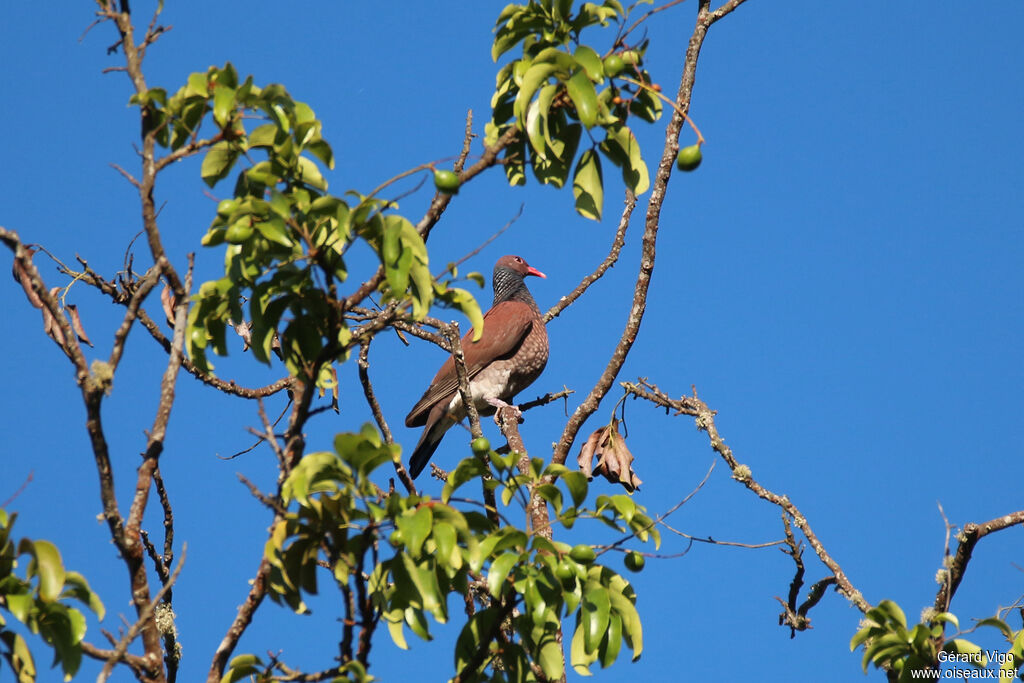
<box><xmin>622</xmin><ymin>378</ymin><xmax>871</xmax><ymax>613</ymax></box>
<box><xmin>551</xmin><ymin>1</ymin><xmax>724</xmax><ymax>465</ymax></box>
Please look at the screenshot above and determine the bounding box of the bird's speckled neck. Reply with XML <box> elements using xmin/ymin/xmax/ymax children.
<box><xmin>493</xmin><ymin>266</ymin><xmax>540</xmax><ymax>314</ymax></box>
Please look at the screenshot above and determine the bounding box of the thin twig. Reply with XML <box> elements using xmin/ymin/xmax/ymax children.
<box><xmin>98</xmin><ymin>544</ymin><xmax>187</xmax><ymax>683</ymax></box>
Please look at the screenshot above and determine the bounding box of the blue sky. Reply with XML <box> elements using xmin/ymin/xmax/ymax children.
<box><xmin>2</xmin><ymin>2</ymin><xmax>1023</xmax><ymax>681</ymax></box>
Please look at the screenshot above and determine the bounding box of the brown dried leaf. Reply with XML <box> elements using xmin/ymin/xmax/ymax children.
<box><xmin>42</xmin><ymin>287</ymin><xmax>66</xmax><ymax>346</ymax></box>
<box><xmin>577</xmin><ymin>418</ymin><xmax>642</xmax><ymax>493</ymax></box>
<box><xmin>66</xmin><ymin>304</ymin><xmax>93</xmax><ymax>347</ymax></box>
<box><xmin>577</xmin><ymin>426</ymin><xmax>604</xmax><ymax>479</ymax></box>
<box><xmin>160</xmin><ymin>282</ymin><xmax>176</xmax><ymax>328</ymax></box>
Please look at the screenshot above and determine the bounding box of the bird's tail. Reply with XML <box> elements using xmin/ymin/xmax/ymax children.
<box><xmin>408</xmin><ymin>414</ymin><xmax>455</xmax><ymax>479</ymax></box>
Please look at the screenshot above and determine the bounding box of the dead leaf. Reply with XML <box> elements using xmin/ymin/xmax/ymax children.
<box><xmin>576</xmin><ymin>417</ymin><xmax>642</xmax><ymax>492</ymax></box>
<box><xmin>67</xmin><ymin>304</ymin><xmax>93</xmax><ymax>347</ymax></box>
<box><xmin>160</xmin><ymin>282</ymin><xmax>176</xmax><ymax>327</ymax></box>
<box><xmin>42</xmin><ymin>287</ymin><xmax>67</xmax><ymax>346</ymax></box>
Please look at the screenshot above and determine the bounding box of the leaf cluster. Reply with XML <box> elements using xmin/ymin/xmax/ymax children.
<box><xmin>0</xmin><ymin>510</ymin><xmax>105</xmax><ymax>683</ymax></box>
<box><xmin>488</xmin><ymin>0</ymin><xmax>662</xmax><ymax>220</ymax></box>
<box><xmin>253</xmin><ymin>428</ymin><xmax>656</xmax><ymax>680</ymax></box>
<box><xmin>851</xmin><ymin>599</ymin><xmax>1024</xmax><ymax>682</ymax></box>
<box><xmin>132</xmin><ymin>62</ymin><xmax>483</xmax><ymax>380</ymax></box>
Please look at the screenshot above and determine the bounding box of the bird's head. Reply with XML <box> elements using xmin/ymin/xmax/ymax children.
<box><xmin>495</xmin><ymin>255</ymin><xmax>546</xmax><ymax>280</ymax></box>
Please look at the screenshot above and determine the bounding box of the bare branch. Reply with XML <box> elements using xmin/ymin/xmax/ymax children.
<box><xmin>623</xmin><ymin>378</ymin><xmax>871</xmax><ymax>613</ymax></box>
<box><xmin>551</xmin><ymin>1</ymin><xmax>726</xmax><ymax>466</ymax></box>
<box><xmin>934</xmin><ymin>510</ymin><xmax>1024</xmax><ymax>613</ymax></box>
<box><xmin>98</xmin><ymin>544</ymin><xmax>187</xmax><ymax>683</ymax></box>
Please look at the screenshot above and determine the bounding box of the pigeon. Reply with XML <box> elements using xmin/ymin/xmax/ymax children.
<box><xmin>404</xmin><ymin>255</ymin><xmax>549</xmax><ymax>478</ymax></box>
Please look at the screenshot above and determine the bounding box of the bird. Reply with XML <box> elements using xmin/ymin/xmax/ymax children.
<box><xmin>404</xmin><ymin>255</ymin><xmax>549</xmax><ymax>478</ymax></box>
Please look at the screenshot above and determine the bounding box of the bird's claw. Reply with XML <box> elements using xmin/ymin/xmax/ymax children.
<box><xmin>487</xmin><ymin>398</ymin><xmax>523</xmax><ymax>423</ymax></box>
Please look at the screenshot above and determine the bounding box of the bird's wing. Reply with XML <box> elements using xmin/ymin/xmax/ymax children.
<box><xmin>405</xmin><ymin>301</ymin><xmax>536</xmax><ymax>428</ymax></box>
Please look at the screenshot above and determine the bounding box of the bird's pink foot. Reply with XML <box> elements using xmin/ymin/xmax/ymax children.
<box><xmin>485</xmin><ymin>397</ymin><xmax>522</xmax><ymax>420</ymax></box>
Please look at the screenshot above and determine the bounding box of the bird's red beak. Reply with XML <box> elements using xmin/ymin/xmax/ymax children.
<box><xmin>526</xmin><ymin>266</ymin><xmax>546</xmax><ymax>279</ymax></box>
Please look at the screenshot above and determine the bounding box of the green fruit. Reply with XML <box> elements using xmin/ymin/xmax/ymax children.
<box><xmin>554</xmin><ymin>561</ymin><xmax>575</xmax><ymax>583</ymax></box>
<box><xmin>433</xmin><ymin>169</ymin><xmax>460</xmax><ymax>194</ymax></box>
<box><xmin>676</xmin><ymin>144</ymin><xmax>702</xmax><ymax>172</ymax></box>
<box><xmin>216</xmin><ymin>198</ymin><xmax>239</xmax><ymax>217</ymax></box>
<box><xmin>603</xmin><ymin>55</ymin><xmax>625</xmax><ymax>78</ymax></box>
<box><xmin>624</xmin><ymin>551</ymin><xmax>645</xmax><ymax>572</ymax></box>
<box><xmin>225</xmin><ymin>220</ymin><xmax>254</xmax><ymax>243</ymax></box>
<box><xmin>619</xmin><ymin>50</ymin><xmax>640</xmax><ymax>65</ymax></box>
<box><xmin>471</xmin><ymin>437</ymin><xmax>491</xmax><ymax>455</ymax></box>
<box><xmin>388</xmin><ymin>529</ymin><xmax>404</xmax><ymax>547</ymax></box>
<box><xmin>569</xmin><ymin>544</ymin><xmax>596</xmax><ymax>564</ymax></box>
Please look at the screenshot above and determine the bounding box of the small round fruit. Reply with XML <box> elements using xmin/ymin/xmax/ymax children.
<box><xmin>554</xmin><ymin>561</ymin><xmax>575</xmax><ymax>583</ymax></box>
<box><xmin>624</xmin><ymin>551</ymin><xmax>645</xmax><ymax>573</ymax></box>
<box><xmin>619</xmin><ymin>50</ymin><xmax>640</xmax><ymax>65</ymax></box>
<box><xmin>569</xmin><ymin>544</ymin><xmax>596</xmax><ymax>564</ymax></box>
<box><xmin>603</xmin><ymin>54</ymin><xmax>625</xmax><ymax>78</ymax></box>
<box><xmin>471</xmin><ymin>437</ymin><xmax>491</xmax><ymax>455</ymax></box>
<box><xmin>216</xmin><ymin>198</ymin><xmax>239</xmax><ymax>216</ymax></box>
<box><xmin>676</xmin><ymin>144</ymin><xmax>702</xmax><ymax>172</ymax></box>
<box><xmin>433</xmin><ymin>169</ymin><xmax>460</xmax><ymax>194</ymax></box>
<box><xmin>225</xmin><ymin>220</ymin><xmax>254</xmax><ymax>243</ymax></box>
<box><xmin>388</xmin><ymin>529</ymin><xmax>404</xmax><ymax>547</ymax></box>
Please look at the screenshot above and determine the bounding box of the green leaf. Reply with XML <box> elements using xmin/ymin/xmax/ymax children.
<box><xmin>201</xmin><ymin>141</ymin><xmax>240</xmax><ymax>188</ymax></box>
<box><xmin>876</xmin><ymin>599</ymin><xmax>908</xmax><ymax>628</ymax></box>
<box><xmin>599</xmin><ymin>123</ymin><xmax>649</xmax><ymax>194</ymax></box>
<box><xmin>943</xmin><ymin>638</ymin><xmax>986</xmax><ymax>667</ymax></box>
<box><xmin>525</xmin><ymin>89</ymin><xmax>554</xmax><ymax>161</ymax></box>
<box><xmin>212</xmin><ymin>85</ymin><xmax>236</xmax><ymax>127</ymax></box>
<box><xmin>221</xmin><ymin>653</ymin><xmax>263</xmax><ymax>683</ymax></box>
<box><xmin>6</xmin><ymin>592</ymin><xmax>32</xmax><ymax>622</ymax></box>
<box><xmin>570</xmin><ymin>615</ymin><xmax>599</xmax><ymax>676</ymax></box>
<box><xmin>504</xmin><ymin>137</ymin><xmax>527</xmax><ymax>186</ymax></box>
<box><xmin>30</xmin><ymin>540</ymin><xmax>65</xmax><ymax>602</ymax></box>
<box><xmin>62</xmin><ymin>571</ymin><xmax>105</xmax><ymax>620</ymax></box>
<box><xmin>566</xmin><ymin>69</ymin><xmax>598</xmax><ymax>128</ymax></box>
<box><xmin>514</xmin><ymin>62</ymin><xmax>559</xmax><ymax>129</ymax></box>
<box><xmin>433</xmin><ymin>522</ymin><xmax>462</xmax><ymax>571</ymax></box>
<box><xmin>581</xmin><ymin>585</ymin><xmax>611</xmax><ymax>653</ymax></box>
<box><xmin>629</xmin><ymin>85</ymin><xmax>663</xmax><ymax>123</ymax></box>
<box><xmin>2</xmin><ymin>631</ymin><xmax>36</xmax><ymax>681</ymax></box>
<box><xmin>386</xmin><ymin>610</ymin><xmax>409</xmax><ymax>650</ymax></box>
<box><xmin>455</xmin><ymin>608</ymin><xmax>499</xmax><ymax>673</ymax></box>
<box><xmin>607</xmin><ymin>582</ymin><xmax>643</xmax><ymax>660</ymax></box>
<box><xmin>296</xmin><ymin>156</ymin><xmax>327</xmax><ymax>190</ymax></box>
<box><xmin>398</xmin><ymin>506</ymin><xmax>433</xmax><ymax>557</ymax></box>
<box><xmin>405</xmin><ymin>606</ymin><xmax>433</xmax><ymax>642</ymax></box>
<box><xmin>487</xmin><ymin>552</ymin><xmax>520</xmax><ymax>598</ymax></box>
<box><xmin>438</xmin><ymin>288</ymin><xmax>484</xmax><ymax>343</ymax></box>
<box><xmin>572</xmin><ymin>148</ymin><xmax>604</xmax><ymax>220</ymax></box>
<box><xmin>537</xmin><ymin>631</ymin><xmax>565</xmax><ymax>680</ymax></box>
<box><xmin>442</xmin><ymin>457</ymin><xmax>491</xmax><ymax>503</ymax></box>
<box><xmin>185</xmin><ymin>71</ymin><xmax>209</xmax><ymax>98</ymax></box>
<box><xmin>248</xmin><ymin>123</ymin><xmax>279</xmax><ymax>148</ymax></box>
<box><xmin>562</xmin><ymin>471</ymin><xmax>588</xmax><ymax>508</ymax></box>
<box><xmin>574</xmin><ymin>45</ymin><xmax>604</xmax><ymax>81</ymax></box>
<box><xmin>600</xmin><ymin>612</ymin><xmax>622</xmax><ymax>668</ymax></box>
